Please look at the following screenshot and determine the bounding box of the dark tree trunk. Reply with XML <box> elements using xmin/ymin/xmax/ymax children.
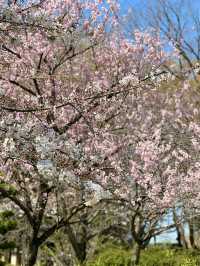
<box><xmin>5</xmin><ymin>250</ymin><xmax>12</xmax><ymax>264</ymax></box>
<box><xmin>131</xmin><ymin>243</ymin><xmax>141</xmax><ymax>265</ymax></box>
<box><xmin>65</xmin><ymin>225</ymin><xmax>87</xmax><ymax>265</ymax></box>
<box><xmin>25</xmin><ymin>239</ymin><xmax>39</xmax><ymax>266</ymax></box>
<box><xmin>16</xmin><ymin>247</ymin><xmax>22</xmax><ymax>266</ymax></box>
<box><xmin>76</xmin><ymin>242</ymin><xmax>87</xmax><ymax>264</ymax></box>
<box><xmin>188</xmin><ymin>219</ymin><xmax>196</xmax><ymax>249</ymax></box>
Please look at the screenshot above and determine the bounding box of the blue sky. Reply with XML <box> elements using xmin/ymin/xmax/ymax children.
<box><xmin>117</xmin><ymin>0</ymin><xmax>200</xmax><ymax>59</ymax></box>
<box><xmin>118</xmin><ymin>0</ymin><xmax>200</xmax><ymax>21</ymax></box>
<box><xmin>119</xmin><ymin>0</ymin><xmax>200</xmax><ymax>12</ymax></box>
<box><xmin>119</xmin><ymin>0</ymin><xmax>147</xmax><ymax>12</ymax></box>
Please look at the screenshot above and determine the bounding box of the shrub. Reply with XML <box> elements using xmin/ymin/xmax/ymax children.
<box><xmin>86</xmin><ymin>243</ymin><xmax>132</xmax><ymax>266</ymax></box>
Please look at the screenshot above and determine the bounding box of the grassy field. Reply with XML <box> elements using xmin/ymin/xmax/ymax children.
<box><xmin>86</xmin><ymin>244</ymin><xmax>200</xmax><ymax>266</ymax></box>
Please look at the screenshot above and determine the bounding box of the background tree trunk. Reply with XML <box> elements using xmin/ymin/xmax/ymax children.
<box><xmin>188</xmin><ymin>219</ymin><xmax>196</xmax><ymax>249</ymax></box>
<box><xmin>173</xmin><ymin>210</ymin><xmax>188</xmax><ymax>248</ymax></box>
<box><xmin>131</xmin><ymin>243</ymin><xmax>141</xmax><ymax>265</ymax></box>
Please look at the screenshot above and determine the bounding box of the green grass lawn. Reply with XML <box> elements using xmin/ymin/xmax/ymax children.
<box><xmin>86</xmin><ymin>244</ymin><xmax>200</xmax><ymax>266</ymax></box>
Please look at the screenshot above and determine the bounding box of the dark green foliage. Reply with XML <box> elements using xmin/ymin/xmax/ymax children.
<box><xmin>0</xmin><ymin>240</ymin><xmax>16</xmax><ymax>250</ymax></box>
<box><xmin>0</xmin><ymin>183</ymin><xmax>17</xmax><ymax>196</ymax></box>
<box><xmin>0</xmin><ymin>210</ymin><xmax>17</xmax><ymax>237</ymax></box>
<box><xmin>0</xmin><ymin>210</ymin><xmax>17</xmax><ymax>264</ymax></box>
<box><xmin>0</xmin><ymin>211</ymin><xmax>15</xmax><ymax>219</ymax></box>
<box><xmin>0</xmin><ymin>220</ymin><xmax>17</xmax><ymax>235</ymax></box>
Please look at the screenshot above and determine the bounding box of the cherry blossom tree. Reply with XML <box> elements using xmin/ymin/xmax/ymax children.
<box><xmin>0</xmin><ymin>0</ymin><xmax>170</xmax><ymax>265</ymax></box>
<box><xmin>143</xmin><ymin>0</ymin><xmax>200</xmax><ymax>248</ymax></box>
<box><xmin>3</xmin><ymin>1</ymin><xmax>200</xmax><ymax>265</ymax></box>
<box><xmin>92</xmin><ymin>55</ymin><xmax>200</xmax><ymax>263</ymax></box>
<box><xmin>0</xmin><ymin>0</ymin><xmax>121</xmax><ymax>265</ymax></box>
